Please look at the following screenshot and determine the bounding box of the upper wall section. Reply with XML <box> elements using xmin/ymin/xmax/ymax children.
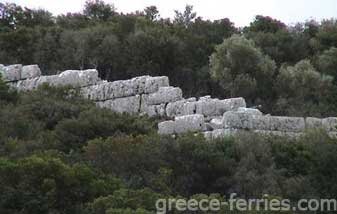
<box><xmin>2</xmin><ymin>64</ymin><xmax>336</xmax><ymax>139</ymax></box>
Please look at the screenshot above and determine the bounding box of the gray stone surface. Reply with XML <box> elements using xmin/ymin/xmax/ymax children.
<box><xmin>322</xmin><ymin>117</ymin><xmax>337</xmax><ymax>132</ymax></box>
<box><xmin>96</xmin><ymin>95</ymin><xmax>141</xmax><ymax>114</ymax></box>
<box><xmin>81</xmin><ymin>76</ymin><xmax>169</xmax><ymax>101</ymax></box>
<box><xmin>158</xmin><ymin>121</ymin><xmax>175</xmax><ymax>135</ymax></box>
<box><xmin>165</xmin><ymin>99</ymin><xmax>196</xmax><ymax>117</ymax></box>
<box><xmin>142</xmin><ymin>86</ymin><xmax>182</xmax><ymax>105</ymax></box>
<box><xmin>222</xmin><ymin>111</ymin><xmax>253</xmax><ymax>129</ymax></box>
<box><xmin>305</xmin><ymin>117</ymin><xmax>323</xmax><ymax>129</ymax></box>
<box><xmin>251</xmin><ymin>115</ymin><xmax>271</xmax><ymax>130</ymax></box>
<box><xmin>141</xmin><ymin>103</ymin><xmax>166</xmax><ymax>117</ymax></box>
<box><xmin>2</xmin><ymin>64</ymin><xmax>22</xmax><ymax>82</ymax></box>
<box><xmin>237</xmin><ymin>107</ymin><xmax>262</xmax><ymax>115</ymax></box>
<box><xmin>21</xmin><ymin>65</ymin><xmax>41</xmax><ymax>79</ymax></box>
<box><xmin>15</xmin><ymin>69</ymin><xmax>100</xmax><ymax>91</ymax></box>
<box><xmin>174</xmin><ymin>114</ymin><xmax>205</xmax><ymax>134</ymax></box>
<box><xmin>210</xmin><ymin>117</ymin><xmax>223</xmax><ymax>130</ymax></box>
<box><xmin>270</xmin><ymin>116</ymin><xmax>305</xmax><ymax>132</ymax></box>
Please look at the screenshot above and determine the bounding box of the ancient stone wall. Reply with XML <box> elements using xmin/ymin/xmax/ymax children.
<box><xmin>2</xmin><ymin>64</ymin><xmax>337</xmax><ymax>139</ymax></box>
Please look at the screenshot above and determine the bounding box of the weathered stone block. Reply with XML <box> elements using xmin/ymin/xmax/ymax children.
<box><xmin>322</xmin><ymin>117</ymin><xmax>337</xmax><ymax>132</ymax></box>
<box><xmin>251</xmin><ymin>115</ymin><xmax>271</xmax><ymax>130</ymax></box>
<box><xmin>142</xmin><ymin>87</ymin><xmax>182</xmax><ymax>105</ymax></box>
<box><xmin>174</xmin><ymin>114</ymin><xmax>205</xmax><ymax>134</ymax></box>
<box><xmin>219</xmin><ymin>97</ymin><xmax>246</xmax><ymax>112</ymax></box>
<box><xmin>237</xmin><ymin>107</ymin><xmax>262</xmax><ymax>115</ymax></box>
<box><xmin>96</xmin><ymin>95</ymin><xmax>140</xmax><ymax>114</ymax></box>
<box><xmin>270</xmin><ymin>116</ymin><xmax>305</xmax><ymax>132</ymax></box>
<box><xmin>222</xmin><ymin>111</ymin><xmax>252</xmax><ymax>129</ymax></box>
<box><xmin>144</xmin><ymin>76</ymin><xmax>169</xmax><ymax>94</ymax></box>
<box><xmin>305</xmin><ymin>117</ymin><xmax>323</xmax><ymax>129</ymax></box>
<box><xmin>21</xmin><ymin>65</ymin><xmax>41</xmax><ymax>79</ymax></box>
<box><xmin>141</xmin><ymin>103</ymin><xmax>166</xmax><ymax>117</ymax></box>
<box><xmin>2</xmin><ymin>64</ymin><xmax>22</xmax><ymax>82</ymax></box>
<box><xmin>158</xmin><ymin>120</ymin><xmax>175</xmax><ymax>135</ymax></box>
<box><xmin>210</xmin><ymin>117</ymin><xmax>223</xmax><ymax>130</ymax></box>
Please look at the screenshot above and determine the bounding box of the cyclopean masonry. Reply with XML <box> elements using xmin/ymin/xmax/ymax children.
<box><xmin>2</xmin><ymin>64</ymin><xmax>337</xmax><ymax>139</ymax></box>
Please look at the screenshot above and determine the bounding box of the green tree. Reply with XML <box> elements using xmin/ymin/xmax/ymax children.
<box><xmin>144</xmin><ymin>6</ymin><xmax>159</xmax><ymax>21</ymax></box>
<box><xmin>317</xmin><ymin>47</ymin><xmax>337</xmax><ymax>83</ymax></box>
<box><xmin>83</xmin><ymin>0</ymin><xmax>116</xmax><ymax>21</ymax></box>
<box><xmin>274</xmin><ymin>59</ymin><xmax>334</xmax><ymax>116</ymax></box>
<box><xmin>209</xmin><ymin>35</ymin><xmax>276</xmax><ymax>107</ymax></box>
<box><xmin>174</xmin><ymin>5</ymin><xmax>197</xmax><ymax>27</ymax></box>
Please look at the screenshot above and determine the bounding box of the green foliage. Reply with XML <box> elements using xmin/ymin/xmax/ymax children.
<box><xmin>0</xmin><ymin>73</ymin><xmax>18</xmax><ymax>104</ymax></box>
<box><xmin>209</xmin><ymin>35</ymin><xmax>276</xmax><ymax>107</ymax></box>
<box><xmin>274</xmin><ymin>60</ymin><xmax>335</xmax><ymax>116</ymax></box>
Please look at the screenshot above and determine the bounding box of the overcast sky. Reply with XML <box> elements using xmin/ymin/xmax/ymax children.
<box><xmin>7</xmin><ymin>0</ymin><xmax>337</xmax><ymax>27</ymax></box>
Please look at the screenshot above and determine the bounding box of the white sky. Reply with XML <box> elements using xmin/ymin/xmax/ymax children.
<box><xmin>6</xmin><ymin>0</ymin><xmax>337</xmax><ymax>27</ymax></box>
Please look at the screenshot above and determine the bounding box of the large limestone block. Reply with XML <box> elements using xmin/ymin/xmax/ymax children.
<box><xmin>174</xmin><ymin>114</ymin><xmax>205</xmax><ymax>134</ymax></box>
<box><xmin>142</xmin><ymin>87</ymin><xmax>182</xmax><ymax>105</ymax></box>
<box><xmin>195</xmin><ymin>98</ymin><xmax>220</xmax><ymax>116</ymax></box>
<box><xmin>210</xmin><ymin>117</ymin><xmax>223</xmax><ymax>130</ymax></box>
<box><xmin>158</xmin><ymin>120</ymin><xmax>175</xmax><ymax>135</ymax></box>
<box><xmin>222</xmin><ymin>111</ymin><xmax>253</xmax><ymax>130</ymax></box>
<box><xmin>220</xmin><ymin>97</ymin><xmax>246</xmax><ymax>112</ymax></box>
<box><xmin>195</xmin><ymin>97</ymin><xmax>247</xmax><ymax>117</ymax></box>
<box><xmin>21</xmin><ymin>65</ymin><xmax>41</xmax><ymax>79</ymax></box>
<box><xmin>1</xmin><ymin>64</ymin><xmax>22</xmax><ymax>82</ymax></box>
<box><xmin>56</xmin><ymin>69</ymin><xmax>100</xmax><ymax>88</ymax></box>
<box><xmin>305</xmin><ymin>117</ymin><xmax>323</xmax><ymax>129</ymax></box>
<box><xmin>237</xmin><ymin>107</ymin><xmax>262</xmax><ymax>115</ymax></box>
<box><xmin>270</xmin><ymin>116</ymin><xmax>305</xmax><ymax>132</ymax></box>
<box><xmin>96</xmin><ymin>95</ymin><xmax>140</xmax><ymax>114</ymax></box>
<box><xmin>250</xmin><ymin>115</ymin><xmax>271</xmax><ymax>130</ymax></box>
<box><xmin>165</xmin><ymin>99</ymin><xmax>196</xmax><ymax>117</ymax></box>
<box><xmin>144</xmin><ymin>76</ymin><xmax>169</xmax><ymax>94</ymax></box>
<box><xmin>141</xmin><ymin>103</ymin><xmax>166</xmax><ymax>117</ymax></box>
<box><xmin>14</xmin><ymin>69</ymin><xmax>100</xmax><ymax>91</ymax></box>
<box><xmin>81</xmin><ymin>76</ymin><xmax>169</xmax><ymax>101</ymax></box>
<box><xmin>322</xmin><ymin>117</ymin><xmax>337</xmax><ymax>132</ymax></box>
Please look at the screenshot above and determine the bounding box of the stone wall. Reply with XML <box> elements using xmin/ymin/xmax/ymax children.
<box><xmin>2</xmin><ymin>64</ymin><xmax>337</xmax><ymax>139</ymax></box>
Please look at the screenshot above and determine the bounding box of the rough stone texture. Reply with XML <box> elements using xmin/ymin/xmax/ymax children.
<box><xmin>251</xmin><ymin>115</ymin><xmax>271</xmax><ymax>130</ymax></box>
<box><xmin>81</xmin><ymin>76</ymin><xmax>169</xmax><ymax>101</ymax></box>
<box><xmin>237</xmin><ymin>107</ymin><xmax>262</xmax><ymax>115</ymax></box>
<box><xmin>305</xmin><ymin>117</ymin><xmax>323</xmax><ymax>129</ymax></box>
<box><xmin>142</xmin><ymin>87</ymin><xmax>182</xmax><ymax>105</ymax></box>
<box><xmin>21</xmin><ymin>65</ymin><xmax>41</xmax><ymax>79</ymax></box>
<box><xmin>6</xmin><ymin>64</ymin><xmax>337</xmax><ymax>139</ymax></box>
<box><xmin>15</xmin><ymin>69</ymin><xmax>99</xmax><ymax>91</ymax></box>
<box><xmin>270</xmin><ymin>116</ymin><xmax>305</xmax><ymax>132</ymax></box>
<box><xmin>222</xmin><ymin>111</ymin><xmax>253</xmax><ymax>130</ymax></box>
<box><xmin>210</xmin><ymin>117</ymin><xmax>223</xmax><ymax>130</ymax></box>
<box><xmin>96</xmin><ymin>95</ymin><xmax>140</xmax><ymax>114</ymax></box>
<box><xmin>221</xmin><ymin>97</ymin><xmax>247</xmax><ymax>111</ymax></box>
<box><xmin>174</xmin><ymin>114</ymin><xmax>205</xmax><ymax>134</ymax></box>
<box><xmin>1</xmin><ymin>64</ymin><xmax>22</xmax><ymax>82</ymax></box>
<box><xmin>158</xmin><ymin>114</ymin><xmax>205</xmax><ymax>135</ymax></box>
<box><xmin>141</xmin><ymin>104</ymin><xmax>166</xmax><ymax>117</ymax></box>
<box><xmin>322</xmin><ymin>117</ymin><xmax>337</xmax><ymax>132</ymax></box>
<box><xmin>158</xmin><ymin>121</ymin><xmax>175</xmax><ymax>135</ymax></box>
<box><xmin>166</xmin><ymin>99</ymin><xmax>196</xmax><ymax>117</ymax></box>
